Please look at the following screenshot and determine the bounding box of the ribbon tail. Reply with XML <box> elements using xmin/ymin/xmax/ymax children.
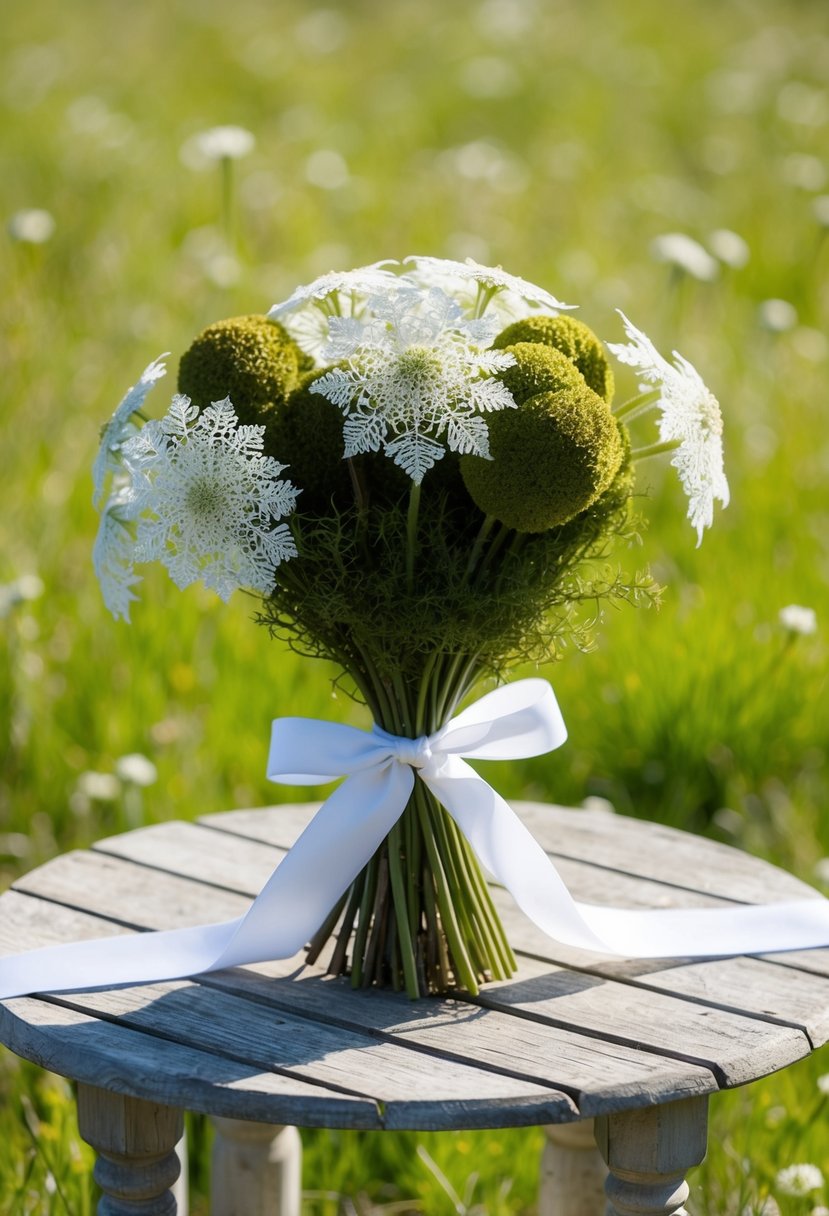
<box><xmin>0</xmin><ymin>764</ymin><xmax>414</xmax><ymax>999</ymax></box>
<box><xmin>425</xmin><ymin>759</ymin><xmax>829</xmax><ymax>959</ymax></box>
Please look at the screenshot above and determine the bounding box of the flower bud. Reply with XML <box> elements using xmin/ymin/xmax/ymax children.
<box><xmin>492</xmin><ymin>315</ymin><xmax>614</xmax><ymax>403</ymax></box>
<box><xmin>461</xmin><ymin>384</ymin><xmax>623</xmax><ymax>532</ymax></box>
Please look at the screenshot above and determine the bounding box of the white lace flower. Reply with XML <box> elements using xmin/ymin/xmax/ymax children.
<box><xmin>93</xmin><ymin>478</ymin><xmax>143</xmax><ymax>622</ymax></box>
<box><xmin>775</xmin><ymin>1164</ymin><xmax>824</xmax><ymax>1197</ymax></box>
<box><xmin>607</xmin><ymin>312</ymin><xmax>729</xmax><ymax>544</ymax></box>
<box><xmin>95</xmin><ymin>395</ymin><xmax>298</xmax><ymax>619</ymax></box>
<box><xmin>92</xmin><ymin>355</ymin><xmax>168</xmax><ymax>507</ymax></box>
<box><xmin>405</xmin><ymin>255</ymin><xmax>575</xmax><ymax>317</ymax></box>
<box><xmin>311</xmin><ymin>285</ymin><xmax>517</xmax><ymax>483</ymax></box>
<box><xmin>268</xmin><ymin>262</ymin><xmax>401</xmax><ymax>320</ymax></box>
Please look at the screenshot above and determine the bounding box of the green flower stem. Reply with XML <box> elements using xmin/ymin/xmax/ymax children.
<box><xmin>632</xmin><ymin>438</ymin><xmax>682</xmax><ymax>461</ymax></box>
<box><xmin>349</xmin><ymin>854</ymin><xmax>378</xmax><ymax>989</ymax></box>
<box><xmin>386</xmin><ymin>819</ymin><xmax>421</xmax><ymax>997</ymax></box>
<box><xmin>219</xmin><ymin>156</ymin><xmax>235</xmax><ymax>248</ymax></box>
<box><xmin>449</xmin><ymin>818</ymin><xmax>516</xmax><ymax>976</ymax></box>
<box><xmin>406</xmin><ymin>481</ymin><xmax>422</xmax><ymax>593</ymax></box>
<box><xmin>463</xmin><ymin>514</ymin><xmax>498</xmax><ymax>580</ymax></box>
<box><xmin>327</xmin><ymin>880</ymin><xmax>363</xmax><ymax>977</ymax></box>
<box><xmin>415</xmin><ymin>783</ymin><xmax>480</xmax><ymax>994</ymax></box>
<box><xmin>613</xmin><ymin>388</ymin><xmax>661</xmax><ymax>419</ymax></box>
<box><xmin>306</xmin><ymin>891</ymin><xmax>347</xmax><ymax>965</ymax></box>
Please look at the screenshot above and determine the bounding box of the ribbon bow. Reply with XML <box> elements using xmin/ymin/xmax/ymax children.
<box><xmin>1</xmin><ymin>678</ymin><xmax>828</xmax><ymax>1000</ymax></box>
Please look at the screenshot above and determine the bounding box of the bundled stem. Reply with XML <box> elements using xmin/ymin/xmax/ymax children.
<box><xmin>307</xmin><ymin>650</ymin><xmax>515</xmax><ymax>998</ymax></box>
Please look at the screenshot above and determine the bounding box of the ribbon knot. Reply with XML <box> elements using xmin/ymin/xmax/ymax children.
<box><xmin>373</xmin><ymin>726</ymin><xmax>436</xmax><ymax>770</ymax></box>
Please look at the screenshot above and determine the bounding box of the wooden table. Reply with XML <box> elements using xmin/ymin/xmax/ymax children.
<box><xmin>2</xmin><ymin>801</ymin><xmax>829</xmax><ymax>1216</ymax></box>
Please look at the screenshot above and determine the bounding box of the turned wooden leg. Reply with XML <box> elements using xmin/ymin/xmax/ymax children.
<box><xmin>539</xmin><ymin>1120</ymin><xmax>608</xmax><ymax>1216</ymax></box>
<box><xmin>77</xmin><ymin>1084</ymin><xmax>184</xmax><ymax>1215</ymax></box>
<box><xmin>210</xmin><ymin>1118</ymin><xmax>301</xmax><ymax>1216</ymax></box>
<box><xmin>595</xmin><ymin>1097</ymin><xmax>708</xmax><ymax>1215</ymax></box>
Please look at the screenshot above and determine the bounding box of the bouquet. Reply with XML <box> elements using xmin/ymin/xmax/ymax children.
<box><xmin>93</xmin><ymin>256</ymin><xmax>728</xmax><ymax>999</ymax></box>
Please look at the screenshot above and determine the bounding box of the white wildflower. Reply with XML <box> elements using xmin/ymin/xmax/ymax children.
<box><xmin>817</xmin><ymin>1072</ymin><xmax>829</xmax><ymax>1095</ymax></box>
<box><xmin>758</xmin><ymin>298</ymin><xmax>798</xmax><ymax>332</ymax></box>
<box><xmin>405</xmin><ymin>254</ymin><xmax>575</xmax><ymax>316</ymax></box>
<box><xmin>268</xmin><ymin>261</ymin><xmax>400</xmax><ymax>320</ymax></box>
<box><xmin>93</xmin><ymin>479</ymin><xmax>143</xmax><ymax>622</ymax></box>
<box><xmin>311</xmin><ymin>284</ymin><xmax>517</xmax><ymax>483</ymax></box>
<box><xmin>180</xmin><ymin>125</ymin><xmax>255</xmax><ymax>169</ymax></box>
<box><xmin>775</xmin><ymin>1164</ymin><xmax>824</xmax><ymax>1197</ymax></box>
<box><xmin>779</xmin><ymin>604</ymin><xmax>817</xmax><ymax>635</ymax></box>
<box><xmin>8</xmin><ymin>208</ymin><xmax>55</xmax><ymax>244</ymax></box>
<box><xmin>76</xmin><ymin>771</ymin><xmax>121</xmax><ymax>802</ymax></box>
<box><xmin>650</xmin><ymin>233</ymin><xmax>719</xmax><ymax>281</ymax></box>
<box><xmin>741</xmin><ymin>1198</ymin><xmax>780</xmax><ymax>1216</ymax></box>
<box><xmin>708</xmin><ymin>228</ymin><xmax>750</xmax><ymax>269</ymax></box>
<box><xmin>92</xmin><ymin>355</ymin><xmax>168</xmax><ymax>507</ymax></box>
<box><xmin>94</xmin><ymin>394</ymin><xmax>299</xmax><ymax>620</ymax></box>
<box><xmin>122</xmin><ymin>396</ymin><xmax>298</xmax><ymax>602</ymax></box>
<box><xmin>116</xmin><ymin>753</ymin><xmax>158</xmax><ymax>786</ymax></box>
<box><xmin>607</xmin><ymin>312</ymin><xmax>729</xmax><ymax>544</ymax></box>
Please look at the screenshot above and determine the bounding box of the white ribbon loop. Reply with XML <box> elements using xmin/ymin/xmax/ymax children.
<box><xmin>1</xmin><ymin>676</ymin><xmax>828</xmax><ymax>1002</ymax></box>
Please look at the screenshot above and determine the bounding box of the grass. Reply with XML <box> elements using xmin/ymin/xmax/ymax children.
<box><xmin>1</xmin><ymin>0</ymin><xmax>828</xmax><ymax>1210</ymax></box>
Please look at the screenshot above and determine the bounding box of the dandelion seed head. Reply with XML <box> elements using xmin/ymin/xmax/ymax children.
<box><xmin>775</xmin><ymin>1164</ymin><xmax>824</xmax><ymax>1197</ymax></box>
<box><xmin>779</xmin><ymin>604</ymin><xmax>817</xmax><ymax>635</ymax></box>
<box><xmin>180</xmin><ymin>125</ymin><xmax>255</xmax><ymax>169</ymax></box>
<box><xmin>8</xmin><ymin>208</ymin><xmax>55</xmax><ymax>244</ymax></box>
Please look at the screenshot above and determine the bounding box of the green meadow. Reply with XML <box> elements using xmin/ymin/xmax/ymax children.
<box><xmin>2</xmin><ymin>0</ymin><xmax>828</xmax><ymax>1210</ymax></box>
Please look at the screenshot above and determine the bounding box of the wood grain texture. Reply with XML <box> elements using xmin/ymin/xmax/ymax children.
<box><xmin>2</xmin><ymin>802</ymin><xmax>828</xmax><ymax>1134</ymax></box>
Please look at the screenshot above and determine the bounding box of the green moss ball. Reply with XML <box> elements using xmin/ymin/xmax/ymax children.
<box><xmin>178</xmin><ymin>315</ymin><xmax>313</xmax><ymax>427</ymax></box>
<box><xmin>460</xmin><ymin>384</ymin><xmax>623</xmax><ymax>532</ymax></box>
<box><xmin>266</xmin><ymin>370</ymin><xmax>351</xmax><ymax>506</ymax></box>
<box><xmin>498</xmin><ymin>342</ymin><xmax>586</xmax><ymax>405</ymax></box>
<box><xmin>492</xmin><ymin>315</ymin><xmax>614</xmax><ymax>403</ymax></box>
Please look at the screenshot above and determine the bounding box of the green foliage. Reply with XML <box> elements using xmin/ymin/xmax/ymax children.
<box><xmin>178</xmin><ymin>315</ymin><xmax>311</xmax><ymax>428</ymax></box>
<box><xmin>461</xmin><ymin>387</ymin><xmax>624</xmax><ymax>531</ymax></box>
<box><xmin>493</xmin><ymin>315</ymin><xmax>615</xmax><ymax>403</ymax></box>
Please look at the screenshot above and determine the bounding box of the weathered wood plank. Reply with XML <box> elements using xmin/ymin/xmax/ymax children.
<box><xmin>198</xmin><ymin>802</ymin><xmax>815</xmax><ymax>904</ymax></box>
<box><xmin>0</xmin><ymin>993</ymin><xmax>380</xmax><ymax>1128</ymax></box>
<box><xmin>9</xmin><ymin>852</ymin><xmax>718</xmax><ymax>1117</ymax></box>
<box><xmin>93</xmin><ymin>822</ymin><xmax>283</xmax><ymax>896</ymax></box>
<box><xmin>201</xmin><ymin>961</ymin><xmax>717</xmax><ymax>1117</ymax></box>
<box><xmin>0</xmin><ymin>889</ymin><xmax>574</xmax><ymax>1130</ymax></box>
<box><xmin>51</xmin><ymin>976</ymin><xmax>575</xmax><ymax>1127</ymax></box>
<box><xmin>13</xmin><ymin>849</ymin><xmax>251</xmax><ymax>929</ymax></box>
<box><xmin>620</xmin><ymin>955</ymin><xmax>829</xmax><ymax>1049</ymax></box>
<box><xmin>461</xmin><ymin>955</ymin><xmax>810</xmax><ymax>1085</ymax></box>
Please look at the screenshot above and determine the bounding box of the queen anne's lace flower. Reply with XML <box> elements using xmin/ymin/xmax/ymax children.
<box><xmin>405</xmin><ymin>255</ymin><xmax>575</xmax><ymax>317</ymax></box>
<box><xmin>311</xmin><ymin>284</ymin><xmax>517</xmax><ymax>483</ymax></box>
<box><xmin>95</xmin><ymin>394</ymin><xmax>298</xmax><ymax>619</ymax></box>
<box><xmin>92</xmin><ymin>356</ymin><xmax>168</xmax><ymax>507</ymax></box>
<box><xmin>607</xmin><ymin>312</ymin><xmax>729</xmax><ymax>544</ymax></box>
<box><xmin>268</xmin><ymin>262</ymin><xmax>400</xmax><ymax>319</ymax></box>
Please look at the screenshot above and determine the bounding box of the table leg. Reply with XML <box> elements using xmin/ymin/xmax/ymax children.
<box><xmin>76</xmin><ymin>1083</ymin><xmax>184</xmax><ymax>1215</ymax></box>
<box><xmin>210</xmin><ymin>1118</ymin><xmax>301</xmax><ymax>1216</ymax></box>
<box><xmin>595</xmin><ymin>1097</ymin><xmax>708</xmax><ymax>1215</ymax></box>
<box><xmin>539</xmin><ymin>1120</ymin><xmax>608</xmax><ymax>1215</ymax></box>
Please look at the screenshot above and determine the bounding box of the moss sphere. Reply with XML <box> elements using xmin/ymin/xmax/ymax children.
<box><xmin>460</xmin><ymin>384</ymin><xmax>623</xmax><ymax>532</ymax></box>
<box><xmin>492</xmin><ymin>315</ymin><xmax>614</xmax><ymax>403</ymax></box>
<box><xmin>266</xmin><ymin>370</ymin><xmax>351</xmax><ymax>506</ymax></box>
<box><xmin>498</xmin><ymin>342</ymin><xmax>585</xmax><ymax>405</ymax></box>
<box><xmin>178</xmin><ymin>315</ymin><xmax>313</xmax><ymax>427</ymax></box>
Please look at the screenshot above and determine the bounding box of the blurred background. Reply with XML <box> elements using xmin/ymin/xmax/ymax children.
<box><xmin>1</xmin><ymin>0</ymin><xmax>827</xmax><ymax>1211</ymax></box>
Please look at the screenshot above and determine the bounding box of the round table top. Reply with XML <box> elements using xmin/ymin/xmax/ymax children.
<box><xmin>1</xmin><ymin>802</ymin><xmax>829</xmax><ymax>1131</ymax></box>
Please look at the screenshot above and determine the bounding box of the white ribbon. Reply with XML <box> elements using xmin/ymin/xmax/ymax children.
<box><xmin>1</xmin><ymin>678</ymin><xmax>828</xmax><ymax>999</ymax></box>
